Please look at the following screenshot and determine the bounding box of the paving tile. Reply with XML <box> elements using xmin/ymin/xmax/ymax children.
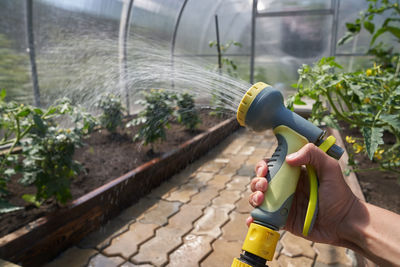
<box><xmin>44</xmin><ymin>246</ymin><xmax>97</xmax><ymax>267</ymax></box>
<box><xmin>103</xmin><ymin>222</ymin><xmax>158</xmax><ymax>259</ymax></box>
<box><xmin>132</xmin><ymin>227</ymin><xmax>183</xmax><ymax>266</ymax></box>
<box><xmin>235</xmin><ymin>191</ymin><xmax>253</xmax><ymax>214</ymax></box>
<box><xmin>220</xmin><ymin>211</ymin><xmax>249</xmax><ymax>242</ymax></box>
<box><xmin>221</xmin><ymin>137</ymin><xmax>247</xmax><ymax>155</ymax></box>
<box><xmin>246</xmin><ymin>155</ymin><xmax>266</xmax><ymax>166</ymax></box>
<box><xmin>219</xmin><ymin>155</ymin><xmax>248</xmax><ymax>175</ymax></box>
<box><xmin>190</xmin><ymin>172</ymin><xmax>215</xmax><ymax>186</ymax></box>
<box><xmin>139</xmin><ymin>200</ymin><xmax>182</xmax><ymax>226</ymax></box>
<box><xmin>132</xmin><ymin>204</ymin><xmax>203</xmax><ymax>266</ymax></box>
<box><xmin>226</xmin><ymin>175</ymin><xmax>251</xmax><ymax>191</ymax></box>
<box><xmin>277</xmin><ymin>254</ymin><xmax>314</xmax><ymax>267</ymax></box>
<box><xmin>214</xmin><ymin>158</ymin><xmax>230</xmax><ymax>163</ymax></box>
<box><xmin>314</xmin><ymin>262</ymin><xmax>353</xmax><ymax>267</ymax></box>
<box><xmin>166</xmin><ymin>182</ymin><xmax>200</xmax><ymax>203</ymax></box>
<box><xmin>201</xmin><ymin>238</ymin><xmax>242</xmax><ymax>267</ymax></box>
<box><xmin>168</xmin><ymin>204</ymin><xmax>204</xmax><ymax>231</ymax></box>
<box><xmin>239</xmin><ymin>145</ymin><xmax>255</xmax><ymax>155</ymax></box>
<box><xmin>237</xmin><ymin>164</ymin><xmax>255</xmax><ymax>177</ymax></box>
<box><xmin>189</xmin><ymin>186</ymin><xmax>219</xmax><ymax>205</ymax></box>
<box><xmin>168</xmin><ymin>167</ymin><xmax>196</xmax><ymax>185</ymax></box>
<box><xmin>120</xmin><ymin>262</ymin><xmax>154</xmax><ymax>267</ymax></box>
<box><xmin>281</xmin><ymin>232</ymin><xmax>316</xmax><ymax>259</ymax></box>
<box><xmin>118</xmin><ymin>197</ymin><xmax>159</xmax><ymax>223</ymax></box>
<box><xmin>168</xmin><ymin>234</ymin><xmax>214</xmax><ymax>267</ymax></box>
<box><xmin>147</xmin><ymin>183</ymin><xmax>179</xmax><ymax>200</ymax></box>
<box><xmin>199</xmin><ymin>161</ymin><xmax>226</xmax><ymax>173</ymax></box>
<box><xmin>314</xmin><ymin>243</ymin><xmax>353</xmax><ymax>266</ymax></box>
<box><xmin>78</xmin><ymin>216</ymin><xmax>131</xmax><ymax>250</ymax></box>
<box><xmin>207</xmin><ymin>174</ymin><xmax>232</xmax><ymax>190</ymax></box>
<box><xmin>212</xmin><ymin>190</ymin><xmax>242</xmax><ymax>210</ymax></box>
<box><xmin>192</xmin><ymin>206</ymin><xmax>230</xmax><ymax>238</ymax></box>
<box><xmin>87</xmin><ymin>253</ymin><xmax>125</xmax><ymax>267</ymax></box>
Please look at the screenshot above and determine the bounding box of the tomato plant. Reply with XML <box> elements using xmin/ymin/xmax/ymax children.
<box><xmin>176</xmin><ymin>92</ymin><xmax>201</xmax><ymax>131</ymax></box>
<box><xmin>288</xmin><ymin>57</ymin><xmax>400</xmax><ymax>174</ymax></box>
<box><xmin>96</xmin><ymin>93</ymin><xmax>125</xmax><ymax>133</ymax></box>
<box><xmin>0</xmin><ymin>93</ymin><xmax>96</xmax><ymax>212</ymax></box>
<box><xmin>128</xmin><ymin>89</ymin><xmax>175</xmax><ymax>154</ymax></box>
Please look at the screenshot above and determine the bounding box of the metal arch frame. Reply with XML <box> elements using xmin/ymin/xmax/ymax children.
<box><xmin>171</xmin><ymin>0</ymin><xmax>189</xmax><ymax>59</ymax></box>
<box><xmin>170</xmin><ymin>0</ymin><xmax>189</xmax><ymax>89</ymax></box>
<box><xmin>26</xmin><ymin>0</ymin><xmax>41</xmax><ymax>106</ymax></box>
<box><xmin>119</xmin><ymin>0</ymin><xmax>134</xmax><ymax>114</ymax></box>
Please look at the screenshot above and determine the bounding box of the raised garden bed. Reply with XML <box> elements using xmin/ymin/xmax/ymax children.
<box><xmin>336</xmin><ymin>124</ymin><xmax>400</xmax><ymax>214</ymax></box>
<box><xmin>0</xmin><ymin>111</ymin><xmax>239</xmax><ymax>266</ymax></box>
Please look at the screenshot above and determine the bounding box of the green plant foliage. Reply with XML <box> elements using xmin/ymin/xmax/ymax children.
<box><xmin>0</xmin><ymin>93</ymin><xmax>97</xmax><ymax>212</ymax></box>
<box><xmin>176</xmin><ymin>92</ymin><xmax>201</xmax><ymax>131</ymax></box>
<box><xmin>20</xmin><ymin>127</ymin><xmax>83</xmax><ymax>206</ymax></box>
<box><xmin>338</xmin><ymin>0</ymin><xmax>399</xmax><ymax>69</ymax></box>
<box><xmin>128</xmin><ymin>89</ymin><xmax>175</xmax><ymax>153</ymax></box>
<box><xmin>209</xmin><ymin>40</ymin><xmax>242</xmax><ymax>77</ymax></box>
<box><xmin>288</xmin><ymin>57</ymin><xmax>400</xmax><ymax>174</ymax></box>
<box><xmin>96</xmin><ymin>93</ymin><xmax>125</xmax><ymax>133</ymax></box>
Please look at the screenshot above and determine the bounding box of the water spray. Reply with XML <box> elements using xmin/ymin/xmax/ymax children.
<box><xmin>232</xmin><ymin>82</ymin><xmax>344</xmax><ymax>267</ymax></box>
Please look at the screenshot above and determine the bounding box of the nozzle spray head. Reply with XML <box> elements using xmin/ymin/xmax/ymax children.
<box><xmin>237</xmin><ymin>82</ymin><xmax>343</xmax><ymax>160</ymax></box>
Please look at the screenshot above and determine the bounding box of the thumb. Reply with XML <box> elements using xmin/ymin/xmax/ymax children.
<box><xmin>286</xmin><ymin>143</ymin><xmax>337</xmax><ymax>177</ymax></box>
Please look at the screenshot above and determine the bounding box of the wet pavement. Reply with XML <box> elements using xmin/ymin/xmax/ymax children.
<box><xmin>44</xmin><ymin>128</ymin><xmax>355</xmax><ymax>267</ymax></box>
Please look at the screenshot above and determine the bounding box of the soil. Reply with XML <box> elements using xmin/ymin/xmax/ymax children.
<box><xmin>339</xmin><ymin>122</ymin><xmax>400</xmax><ymax>214</ymax></box>
<box><xmin>0</xmin><ymin>109</ymin><xmax>230</xmax><ymax>238</ymax></box>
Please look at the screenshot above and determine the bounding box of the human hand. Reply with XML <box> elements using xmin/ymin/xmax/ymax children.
<box><xmin>247</xmin><ymin>143</ymin><xmax>358</xmax><ymax>246</ymax></box>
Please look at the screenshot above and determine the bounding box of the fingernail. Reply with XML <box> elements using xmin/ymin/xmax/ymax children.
<box><xmin>256</xmin><ymin>167</ymin><xmax>263</xmax><ymax>177</ymax></box>
<box><xmin>253</xmin><ymin>192</ymin><xmax>262</xmax><ymax>205</ymax></box>
<box><xmin>286</xmin><ymin>151</ymin><xmax>299</xmax><ymax>160</ymax></box>
<box><xmin>255</xmin><ymin>180</ymin><xmax>264</xmax><ymax>191</ymax></box>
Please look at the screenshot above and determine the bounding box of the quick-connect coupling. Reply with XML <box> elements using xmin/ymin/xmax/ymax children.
<box><xmin>231</xmin><ymin>223</ymin><xmax>280</xmax><ymax>267</ymax></box>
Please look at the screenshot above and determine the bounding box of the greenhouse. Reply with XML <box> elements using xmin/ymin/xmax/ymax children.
<box><xmin>0</xmin><ymin>0</ymin><xmax>399</xmax><ymax>266</ymax></box>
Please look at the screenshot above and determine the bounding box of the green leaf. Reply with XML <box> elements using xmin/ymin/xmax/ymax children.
<box><xmin>293</xmin><ymin>95</ymin><xmax>306</xmax><ymax>105</ymax></box>
<box><xmin>17</xmin><ymin>108</ymin><xmax>31</xmax><ymax>117</ymax></box>
<box><xmin>363</xmin><ymin>21</ymin><xmax>375</xmax><ymax>34</ymax></box>
<box><xmin>33</xmin><ymin>114</ymin><xmax>46</xmax><ymax>132</ymax></box>
<box><xmin>380</xmin><ymin>114</ymin><xmax>400</xmax><ymax>132</ymax></box>
<box><xmin>338</xmin><ymin>32</ymin><xmax>354</xmax><ymax>45</ymax></box>
<box><xmin>386</xmin><ymin>26</ymin><xmax>400</xmax><ymax>40</ymax></box>
<box><xmin>33</xmin><ymin>108</ymin><xmax>43</xmax><ymax>115</ymax></box>
<box><xmin>362</xmin><ymin>127</ymin><xmax>384</xmax><ymax>160</ymax></box>
<box><xmin>346</xmin><ymin>22</ymin><xmax>361</xmax><ymax>33</ymax></box>
<box><xmin>22</xmin><ymin>194</ymin><xmax>42</xmax><ymax>207</ymax></box>
<box><xmin>322</xmin><ymin>115</ymin><xmax>340</xmax><ymax>130</ymax></box>
<box><xmin>370</xmin><ymin>27</ymin><xmax>388</xmax><ymax>45</ymax></box>
<box><xmin>0</xmin><ymin>89</ymin><xmax>6</xmax><ymax>100</ymax></box>
<box><xmin>4</xmin><ymin>168</ymin><xmax>16</xmax><ymax>176</ymax></box>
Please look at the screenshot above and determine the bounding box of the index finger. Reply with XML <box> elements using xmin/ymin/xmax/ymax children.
<box><xmin>255</xmin><ymin>158</ymin><xmax>268</xmax><ymax>177</ymax></box>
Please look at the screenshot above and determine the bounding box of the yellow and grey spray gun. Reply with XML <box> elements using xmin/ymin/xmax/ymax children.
<box><xmin>231</xmin><ymin>82</ymin><xmax>344</xmax><ymax>267</ymax></box>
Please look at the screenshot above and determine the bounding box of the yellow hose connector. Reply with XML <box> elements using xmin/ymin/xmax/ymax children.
<box><xmin>231</xmin><ymin>258</ymin><xmax>253</xmax><ymax>267</ymax></box>
<box><xmin>242</xmin><ymin>223</ymin><xmax>280</xmax><ymax>261</ymax></box>
<box><xmin>236</xmin><ymin>82</ymin><xmax>270</xmax><ymax>126</ymax></box>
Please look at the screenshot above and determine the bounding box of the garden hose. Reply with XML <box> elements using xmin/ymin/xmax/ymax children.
<box><xmin>232</xmin><ymin>82</ymin><xmax>343</xmax><ymax>267</ymax></box>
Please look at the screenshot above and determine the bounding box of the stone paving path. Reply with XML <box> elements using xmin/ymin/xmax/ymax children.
<box><xmin>44</xmin><ymin>128</ymin><xmax>355</xmax><ymax>267</ymax></box>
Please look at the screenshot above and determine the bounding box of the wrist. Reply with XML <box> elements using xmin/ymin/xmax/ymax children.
<box><xmin>337</xmin><ymin>197</ymin><xmax>367</xmax><ymax>250</ymax></box>
<box><xmin>337</xmin><ymin>198</ymin><xmax>400</xmax><ymax>266</ymax></box>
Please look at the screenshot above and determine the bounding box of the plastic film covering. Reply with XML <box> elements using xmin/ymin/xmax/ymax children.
<box><xmin>0</xmin><ymin>0</ymin><xmax>399</xmax><ymax>106</ymax></box>
<box><xmin>31</xmin><ymin>0</ymin><xmax>122</xmax><ymax>108</ymax></box>
<box><xmin>0</xmin><ymin>0</ymin><xmax>33</xmax><ymax>103</ymax></box>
